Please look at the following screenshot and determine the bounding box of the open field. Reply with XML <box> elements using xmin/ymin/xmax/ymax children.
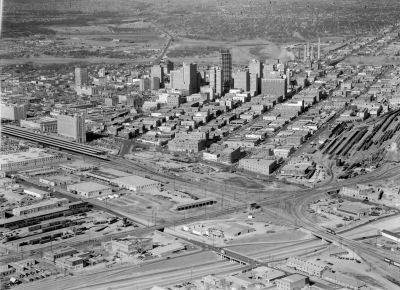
<box><xmin>4</xmin><ymin>0</ymin><xmax>400</xmax><ymax>65</ymax></box>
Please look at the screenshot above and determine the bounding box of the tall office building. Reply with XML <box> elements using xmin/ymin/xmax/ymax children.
<box><xmin>139</xmin><ymin>78</ymin><xmax>151</xmax><ymax>91</ymax></box>
<box><xmin>57</xmin><ymin>113</ymin><xmax>86</xmax><ymax>143</ymax></box>
<box><xmin>75</xmin><ymin>67</ymin><xmax>88</xmax><ymax>88</ymax></box>
<box><xmin>219</xmin><ymin>49</ymin><xmax>232</xmax><ymax>94</ymax></box>
<box><xmin>161</xmin><ymin>59</ymin><xmax>174</xmax><ymax>74</ymax></box>
<box><xmin>170</xmin><ymin>63</ymin><xmax>199</xmax><ymax>94</ymax></box>
<box><xmin>209</xmin><ymin>67</ymin><xmax>223</xmax><ymax>96</ymax></box>
<box><xmin>262</xmin><ymin>63</ymin><xmax>276</xmax><ymax>79</ymax></box>
<box><xmin>0</xmin><ymin>103</ymin><xmax>27</xmax><ymax>121</ymax></box>
<box><xmin>250</xmin><ymin>73</ymin><xmax>259</xmax><ymax>95</ymax></box>
<box><xmin>249</xmin><ymin>59</ymin><xmax>262</xmax><ymax>79</ymax></box>
<box><xmin>249</xmin><ymin>59</ymin><xmax>262</xmax><ymax>94</ymax></box>
<box><xmin>233</xmin><ymin>70</ymin><xmax>250</xmax><ymax>92</ymax></box>
<box><xmin>151</xmin><ymin>65</ymin><xmax>164</xmax><ymax>85</ymax></box>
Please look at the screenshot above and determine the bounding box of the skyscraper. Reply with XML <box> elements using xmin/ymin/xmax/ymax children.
<box><xmin>57</xmin><ymin>113</ymin><xmax>86</xmax><ymax>143</ymax></box>
<box><xmin>151</xmin><ymin>65</ymin><xmax>164</xmax><ymax>85</ymax></box>
<box><xmin>209</xmin><ymin>67</ymin><xmax>223</xmax><ymax>96</ymax></box>
<box><xmin>170</xmin><ymin>63</ymin><xmax>199</xmax><ymax>94</ymax></box>
<box><xmin>250</xmin><ymin>73</ymin><xmax>259</xmax><ymax>95</ymax></box>
<box><xmin>249</xmin><ymin>59</ymin><xmax>262</xmax><ymax>94</ymax></box>
<box><xmin>219</xmin><ymin>49</ymin><xmax>232</xmax><ymax>94</ymax></box>
<box><xmin>75</xmin><ymin>67</ymin><xmax>88</xmax><ymax>88</ymax></box>
<box><xmin>233</xmin><ymin>70</ymin><xmax>250</xmax><ymax>92</ymax></box>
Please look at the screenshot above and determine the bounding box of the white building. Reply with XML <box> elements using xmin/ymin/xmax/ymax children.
<box><xmin>23</xmin><ymin>188</ymin><xmax>50</xmax><ymax>199</ymax></box>
<box><xmin>0</xmin><ymin>148</ymin><xmax>67</xmax><ymax>173</ymax></box>
<box><xmin>0</xmin><ymin>103</ymin><xmax>26</xmax><ymax>121</ymax></box>
<box><xmin>111</xmin><ymin>175</ymin><xmax>160</xmax><ymax>192</ymax></box>
<box><xmin>57</xmin><ymin>113</ymin><xmax>86</xmax><ymax>143</ymax></box>
<box><xmin>67</xmin><ymin>182</ymin><xmax>112</xmax><ymax>198</ymax></box>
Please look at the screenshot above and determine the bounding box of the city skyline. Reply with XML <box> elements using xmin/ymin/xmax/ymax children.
<box><xmin>1</xmin><ymin>1</ymin><xmax>400</xmax><ymax>290</ymax></box>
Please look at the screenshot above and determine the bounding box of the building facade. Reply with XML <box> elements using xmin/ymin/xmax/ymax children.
<box><xmin>57</xmin><ymin>113</ymin><xmax>86</xmax><ymax>143</ymax></box>
<box><xmin>219</xmin><ymin>49</ymin><xmax>232</xmax><ymax>94</ymax></box>
<box><xmin>0</xmin><ymin>103</ymin><xmax>27</xmax><ymax>121</ymax></box>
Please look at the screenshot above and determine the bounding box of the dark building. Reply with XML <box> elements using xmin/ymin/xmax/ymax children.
<box><xmin>219</xmin><ymin>49</ymin><xmax>232</xmax><ymax>94</ymax></box>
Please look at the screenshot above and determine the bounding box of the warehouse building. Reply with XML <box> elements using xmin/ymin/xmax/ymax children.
<box><xmin>106</xmin><ymin>237</ymin><xmax>153</xmax><ymax>256</ymax></box>
<box><xmin>23</xmin><ymin>188</ymin><xmax>50</xmax><ymax>200</ymax></box>
<box><xmin>334</xmin><ymin>202</ymin><xmax>373</xmax><ymax>218</ymax></box>
<box><xmin>44</xmin><ymin>246</ymin><xmax>78</xmax><ymax>262</ymax></box>
<box><xmin>111</xmin><ymin>175</ymin><xmax>160</xmax><ymax>192</ymax></box>
<box><xmin>0</xmin><ymin>148</ymin><xmax>67</xmax><ymax>173</ymax></box>
<box><xmin>239</xmin><ymin>158</ymin><xmax>277</xmax><ymax>175</ymax></box>
<box><xmin>287</xmin><ymin>256</ymin><xmax>326</xmax><ymax>277</ymax></box>
<box><xmin>67</xmin><ymin>181</ymin><xmax>112</xmax><ymax>198</ymax></box>
<box><xmin>12</xmin><ymin>198</ymin><xmax>69</xmax><ymax>216</ymax></box>
<box><xmin>381</xmin><ymin>230</ymin><xmax>400</xmax><ymax>244</ymax></box>
<box><xmin>276</xmin><ymin>274</ymin><xmax>309</xmax><ymax>290</ymax></box>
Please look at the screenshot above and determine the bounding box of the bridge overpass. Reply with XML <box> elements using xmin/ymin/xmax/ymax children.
<box><xmin>1</xmin><ymin>125</ymin><xmax>109</xmax><ymax>160</ymax></box>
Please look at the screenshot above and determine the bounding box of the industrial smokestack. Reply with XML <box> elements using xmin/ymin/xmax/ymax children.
<box><xmin>318</xmin><ymin>37</ymin><xmax>321</xmax><ymax>60</ymax></box>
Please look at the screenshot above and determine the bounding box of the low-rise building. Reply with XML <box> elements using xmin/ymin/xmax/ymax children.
<box><xmin>67</xmin><ymin>182</ymin><xmax>112</xmax><ymax>198</ymax></box>
<box><xmin>239</xmin><ymin>158</ymin><xmax>277</xmax><ymax>175</ymax></box>
<box><xmin>44</xmin><ymin>246</ymin><xmax>78</xmax><ymax>262</ymax></box>
<box><xmin>381</xmin><ymin>230</ymin><xmax>400</xmax><ymax>244</ymax></box>
<box><xmin>287</xmin><ymin>257</ymin><xmax>326</xmax><ymax>277</ymax></box>
<box><xmin>107</xmin><ymin>237</ymin><xmax>153</xmax><ymax>256</ymax></box>
<box><xmin>111</xmin><ymin>175</ymin><xmax>160</xmax><ymax>192</ymax></box>
<box><xmin>276</xmin><ymin>274</ymin><xmax>309</xmax><ymax>290</ymax></box>
<box><xmin>0</xmin><ymin>148</ymin><xmax>67</xmax><ymax>173</ymax></box>
<box><xmin>12</xmin><ymin>198</ymin><xmax>69</xmax><ymax>216</ymax></box>
<box><xmin>23</xmin><ymin>188</ymin><xmax>50</xmax><ymax>199</ymax></box>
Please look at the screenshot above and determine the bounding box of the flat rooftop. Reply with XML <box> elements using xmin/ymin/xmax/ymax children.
<box><xmin>88</xmin><ymin>168</ymin><xmax>131</xmax><ymax>180</ymax></box>
<box><xmin>112</xmin><ymin>175</ymin><xmax>159</xmax><ymax>187</ymax></box>
<box><xmin>69</xmin><ymin>181</ymin><xmax>111</xmax><ymax>192</ymax></box>
<box><xmin>0</xmin><ymin>149</ymin><xmax>54</xmax><ymax>165</ymax></box>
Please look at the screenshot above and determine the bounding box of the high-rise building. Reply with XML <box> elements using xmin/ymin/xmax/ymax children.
<box><xmin>150</xmin><ymin>77</ymin><xmax>160</xmax><ymax>90</ymax></box>
<box><xmin>209</xmin><ymin>67</ymin><xmax>223</xmax><ymax>96</ymax></box>
<box><xmin>161</xmin><ymin>59</ymin><xmax>174</xmax><ymax>74</ymax></box>
<box><xmin>0</xmin><ymin>103</ymin><xmax>27</xmax><ymax>121</ymax></box>
<box><xmin>170</xmin><ymin>63</ymin><xmax>198</xmax><ymax>94</ymax></box>
<box><xmin>261</xmin><ymin>78</ymin><xmax>287</xmax><ymax>99</ymax></box>
<box><xmin>262</xmin><ymin>63</ymin><xmax>276</xmax><ymax>79</ymax></box>
<box><xmin>219</xmin><ymin>49</ymin><xmax>232</xmax><ymax>94</ymax></box>
<box><xmin>139</xmin><ymin>78</ymin><xmax>151</xmax><ymax>91</ymax></box>
<box><xmin>250</xmin><ymin>73</ymin><xmax>259</xmax><ymax>95</ymax></box>
<box><xmin>249</xmin><ymin>59</ymin><xmax>262</xmax><ymax>79</ymax></box>
<box><xmin>98</xmin><ymin>68</ymin><xmax>106</xmax><ymax>78</ymax></box>
<box><xmin>75</xmin><ymin>67</ymin><xmax>88</xmax><ymax>88</ymax></box>
<box><xmin>57</xmin><ymin>113</ymin><xmax>86</xmax><ymax>143</ymax></box>
<box><xmin>249</xmin><ymin>59</ymin><xmax>262</xmax><ymax>94</ymax></box>
<box><xmin>233</xmin><ymin>70</ymin><xmax>250</xmax><ymax>92</ymax></box>
<box><xmin>151</xmin><ymin>65</ymin><xmax>164</xmax><ymax>85</ymax></box>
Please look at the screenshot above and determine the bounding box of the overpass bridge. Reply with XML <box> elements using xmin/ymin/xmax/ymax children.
<box><xmin>1</xmin><ymin>125</ymin><xmax>110</xmax><ymax>160</ymax></box>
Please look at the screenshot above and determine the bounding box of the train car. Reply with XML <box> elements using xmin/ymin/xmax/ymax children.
<box><xmin>384</xmin><ymin>257</ymin><xmax>400</xmax><ymax>268</ymax></box>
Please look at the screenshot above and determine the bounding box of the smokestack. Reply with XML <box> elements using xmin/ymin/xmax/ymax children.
<box><xmin>307</xmin><ymin>41</ymin><xmax>310</xmax><ymax>58</ymax></box>
<box><xmin>318</xmin><ymin>37</ymin><xmax>321</xmax><ymax>60</ymax></box>
<box><xmin>311</xmin><ymin>45</ymin><xmax>314</xmax><ymax>61</ymax></box>
<box><xmin>304</xmin><ymin>45</ymin><xmax>307</xmax><ymax>61</ymax></box>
